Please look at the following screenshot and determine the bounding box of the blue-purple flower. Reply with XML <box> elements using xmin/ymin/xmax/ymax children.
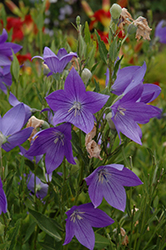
<box><xmin>32</xmin><ymin>47</ymin><xmax>77</xmax><ymax>75</ymax></box>
<box><xmin>0</xmin><ymin>103</ymin><xmax>33</xmax><ymax>152</ymax></box>
<box><xmin>0</xmin><ymin>66</ymin><xmax>12</xmax><ymax>94</ymax></box>
<box><xmin>0</xmin><ymin>29</ymin><xmax>22</xmax><ymax>66</ymax></box>
<box><xmin>26</xmin><ymin>123</ymin><xmax>76</xmax><ymax>174</ymax></box>
<box><xmin>46</xmin><ymin>68</ymin><xmax>110</xmax><ymax>134</ymax></box>
<box><xmin>155</xmin><ymin>20</ymin><xmax>166</xmax><ymax>44</ymax></box>
<box><xmin>110</xmin><ymin>85</ymin><xmax>161</xmax><ymax>144</ymax></box>
<box><xmin>27</xmin><ymin>171</ymin><xmax>52</xmax><ymax>199</ymax></box>
<box><xmin>0</xmin><ymin>177</ymin><xmax>7</xmax><ymax>214</ymax></box>
<box><xmin>85</xmin><ymin>164</ymin><xmax>142</xmax><ymax>211</ymax></box>
<box><xmin>63</xmin><ymin>203</ymin><xmax>114</xmax><ymax>250</ymax></box>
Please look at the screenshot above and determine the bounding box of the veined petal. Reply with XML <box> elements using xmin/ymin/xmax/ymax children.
<box><xmin>44</xmin><ymin>56</ymin><xmax>61</xmax><ymax>73</ymax></box>
<box><xmin>0</xmin><ymin>29</ymin><xmax>8</xmax><ymax>44</ymax></box>
<box><xmin>57</xmin><ymin>48</ymin><xmax>68</xmax><ymax>58</ymax></box>
<box><xmin>0</xmin><ymin>54</ymin><xmax>12</xmax><ymax>66</ymax></box>
<box><xmin>2</xmin><ymin>127</ymin><xmax>33</xmax><ymax>152</ymax></box>
<box><xmin>106</xmin><ymin>166</ymin><xmax>143</xmax><ymax>187</ymax></box>
<box><xmin>0</xmin><ymin>43</ymin><xmax>22</xmax><ymax>56</ymax></box>
<box><xmin>0</xmin><ymin>179</ymin><xmax>7</xmax><ymax>214</ymax></box>
<box><xmin>74</xmin><ymin>218</ymin><xmax>95</xmax><ymax>250</ymax></box>
<box><xmin>140</xmin><ymin>83</ymin><xmax>161</xmax><ymax>103</ymax></box>
<box><xmin>112</xmin><ymin>114</ymin><xmax>142</xmax><ymax>144</ymax></box>
<box><xmin>83</xmin><ymin>91</ymin><xmax>110</xmax><ymax>113</ymax></box>
<box><xmin>1</xmin><ymin>103</ymin><xmax>25</xmax><ymax>136</ymax></box>
<box><xmin>63</xmin><ymin>218</ymin><xmax>75</xmax><ymax>245</ymax></box>
<box><xmin>64</xmin><ymin>140</ymin><xmax>76</xmax><ymax>165</ymax></box>
<box><xmin>45</xmin><ymin>142</ymin><xmax>65</xmax><ymax>173</ymax></box>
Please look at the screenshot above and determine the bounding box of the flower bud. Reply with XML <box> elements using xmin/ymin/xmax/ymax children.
<box><xmin>127</xmin><ymin>23</ymin><xmax>137</xmax><ymax>35</ymax></box>
<box><xmin>76</xmin><ymin>16</ymin><xmax>81</xmax><ymax>27</ymax></box>
<box><xmin>81</xmin><ymin>68</ymin><xmax>92</xmax><ymax>84</ymax></box>
<box><xmin>110</xmin><ymin>4</ymin><xmax>122</xmax><ymax>23</ymax></box>
<box><xmin>106</xmin><ymin>112</ymin><xmax>116</xmax><ymax>130</ymax></box>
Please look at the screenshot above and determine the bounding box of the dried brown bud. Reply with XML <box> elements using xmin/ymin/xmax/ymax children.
<box><xmin>26</xmin><ymin>116</ymin><xmax>45</xmax><ymax>142</ymax></box>
<box><xmin>133</xmin><ymin>16</ymin><xmax>152</xmax><ymax>41</ymax></box>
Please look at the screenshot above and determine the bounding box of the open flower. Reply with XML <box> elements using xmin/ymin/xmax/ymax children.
<box><xmin>46</xmin><ymin>68</ymin><xmax>110</xmax><ymax>134</ymax></box>
<box><xmin>63</xmin><ymin>203</ymin><xmax>114</xmax><ymax>250</ymax></box>
<box><xmin>155</xmin><ymin>20</ymin><xmax>166</xmax><ymax>44</ymax></box>
<box><xmin>110</xmin><ymin>85</ymin><xmax>161</xmax><ymax>144</ymax></box>
<box><xmin>32</xmin><ymin>47</ymin><xmax>77</xmax><ymax>75</ymax></box>
<box><xmin>0</xmin><ymin>29</ymin><xmax>22</xmax><ymax>66</ymax></box>
<box><xmin>0</xmin><ymin>177</ymin><xmax>7</xmax><ymax>214</ymax></box>
<box><xmin>26</xmin><ymin>123</ymin><xmax>76</xmax><ymax>174</ymax></box>
<box><xmin>85</xmin><ymin>164</ymin><xmax>142</xmax><ymax>211</ymax></box>
<box><xmin>0</xmin><ymin>103</ymin><xmax>33</xmax><ymax>152</ymax></box>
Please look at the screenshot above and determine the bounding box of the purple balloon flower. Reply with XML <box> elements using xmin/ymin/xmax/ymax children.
<box><xmin>85</xmin><ymin>164</ymin><xmax>142</xmax><ymax>211</ymax></box>
<box><xmin>26</xmin><ymin>123</ymin><xmax>76</xmax><ymax>174</ymax></box>
<box><xmin>0</xmin><ymin>29</ymin><xmax>22</xmax><ymax>66</ymax></box>
<box><xmin>0</xmin><ymin>177</ymin><xmax>7</xmax><ymax>214</ymax></box>
<box><xmin>111</xmin><ymin>85</ymin><xmax>161</xmax><ymax>145</ymax></box>
<box><xmin>27</xmin><ymin>171</ymin><xmax>52</xmax><ymax>199</ymax></box>
<box><xmin>155</xmin><ymin>20</ymin><xmax>166</xmax><ymax>44</ymax></box>
<box><xmin>46</xmin><ymin>68</ymin><xmax>110</xmax><ymax>134</ymax></box>
<box><xmin>0</xmin><ymin>66</ymin><xmax>12</xmax><ymax>94</ymax></box>
<box><xmin>32</xmin><ymin>47</ymin><xmax>77</xmax><ymax>74</ymax></box>
<box><xmin>63</xmin><ymin>203</ymin><xmax>114</xmax><ymax>250</ymax></box>
<box><xmin>0</xmin><ymin>103</ymin><xmax>33</xmax><ymax>152</ymax></box>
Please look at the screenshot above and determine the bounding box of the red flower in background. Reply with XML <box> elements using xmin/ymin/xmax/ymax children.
<box><xmin>6</xmin><ymin>17</ymin><xmax>24</xmax><ymax>42</ymax></box>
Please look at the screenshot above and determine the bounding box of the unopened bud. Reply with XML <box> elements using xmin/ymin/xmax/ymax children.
<box><xmin>110</xmin><ymin>4</ymin><xmax>122</xmax><ymax>23</ymax></box>
<box><xmin>127</xmin><ymin>23</ymin><xmax>137</xmax><ymax>35</ymax></box>
<box><xmin>76</xmin><ymin>16</ymin><xmax>81</xmax><ymax>27</ymax></box>
<box><xmin>81</xmin><ymin>68</ymin><xmax>92</xmax><ymax>84</ymax></box>
<box><xmin>41</xmin><ymin>121</ymin><xmax>50</xmax><ymax>129</ymax></box>
<box><xmin>106</xmin><ymin>112</ymin><xmax>116</xmax><ymax>130</ymax></box>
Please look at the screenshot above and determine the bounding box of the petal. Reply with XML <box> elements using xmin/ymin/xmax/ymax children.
<box><xmin>45</xmin><ymin>142</ymin><xmax>64</xmax><ymax>174</ymax></box>
<box><xmin>74</xmin><ymin>219</ymin><xmax>95</xmax><ymax>250</ymax></box>
<box><xmin>2</xmin><ymin>127</ymin><xmax>33</xmax><ymax>152</ymax></box>
<box><xmin>0</xmin><ymin>187</ymin><xmax>7</xmax><ymax>214</ymax></box>
<box><xmin>106</xmin><ymin>166</ymin><xmax>143</xmax><ymax>187</ymax></box>
<box><xmin>63</xmin><ymin>217</ymin><xmax>75</xmax><ymax>245</ymax></box>
<box><xmin>78</xmin><ymin>203</ymin><xmax>114</xmax><ymax>227</ymax></box>
<box><xmin>0</xmin><ymin>54</ymin><xmax>12</xmax><ymax>66</ymax></box>
<box><xmin>0</xmin><ymin>43</ymin><xmax>22</xmax><ymax>56</ymax></box>
<box><xmin>0</xmin><ymin>82</ymin><xmax>7</xmax><ymax>94</ymax></box>
<box><xmin>64</xmin><ymin>68</ymin><xmax>86</xmax><ymax>100</ymax></box>
<box><xmin>64</xmin><ymin>140</ymin><xmax>76</xmax><ymax>165</ymax></box>
<box><xmin>103</xmin><ymin>178</ymin><xmax>126</xmax><ymax>211</ymax></box>
<box><xmin>1</xmin><ymin>103</ymin><xmax>25</xmax><ymax>136</ymax></box>
<box><xmin>57</xmin><ymin>48</ymin><xmax>68</xmax><ymax>58</ymax></box>
<box><xmin>83</xmin><ymin>91</ymin><xmax>110</xmax><ymax>114</ymax></box>
<box><xmin>0</xmin><ymin>29</ymin><xmax>8</xmax><ymax>44</ymax></box>
<box><xmin>112</xmin><ymin>114</ymin><xmax>142</xmax><ymax>145</ymax></box>
<box><xmin>9</xmin><ymin>92</ymin><xmax>20</xmax><ymax>106</ymax></box>
<box><xmin>140</xmin><ymin>83</ymin><xmax>161</xmax><ymax>103</ymax></box>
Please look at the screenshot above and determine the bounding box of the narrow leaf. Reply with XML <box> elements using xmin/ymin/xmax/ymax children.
<box><xmin>95</xmin><ymin>30</ymin><xmax>108</xmax><ymax>64</ymax></box>
<box><xmin>29</xmin><ymin>208</ymin><xmax>63</xmax><ymax>241</ymax></box>
<box><xmin>11</xmin><ymin>51</ymin><xmax>20</xmax><ymax>82</ymax></box>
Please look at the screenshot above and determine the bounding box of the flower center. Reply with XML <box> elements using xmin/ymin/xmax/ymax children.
<box><xmin>117</xmin><ymin>106</ymin><xmax>126</xmax><ymax>116</ymax></box>
<box><xmin>70</xmin><ymin>210</ymin><xmax>85</xmax><ymax>223</ymax></box>
<box><xmin>0</xmin><ymin>132</ymin><xmax>6</xmax><ymax>147</ymax></box>
<box><xmin>68</xmin><ymin>101</ymin><xmax>82</xmax><ymax>116</ymax></box>
<box><xmin>98</xmin><ymin>169</ymin><xmax>109</xmax><ymax>183</ymax></box>
<box><xmin>54</xmin><ymin>132</ymin><xmax>64</xmax><ymax>145</ymax></box>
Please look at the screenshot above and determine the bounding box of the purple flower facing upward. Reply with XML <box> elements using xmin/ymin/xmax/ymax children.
<box><xmin>27</xmin><ymin>171</ymin><xmax>52</xmax><ymax>199</ymax></box>
<box><xmin>155</xmin><ymin>20</ymin><xmax>166</xmax><ymax>44</ymax></box>
<box><xmin>85</xmin><ymin>164</ymin><xmax>142</xmax><ymax>212</ymax></box>
<box><xmin>0</xmin><ymin>103</ymin><xmax>33</xmax><ymax>152</ymax></box>
<box><xmin>0</xmin><ymin>66</ymin><xmax>12</xmax><ymax>94</ymax></box>
<box><xmin>26</xmin><ymin>123</ymin><xmax>76</xmax><ymax>174</ymax></box>
<box><xmin>110</xmin><ymin>85</ymin><xmax>161</xmax><ymax>145</ymax></box>
<box><xmin>0</xmin><ymin>177</ymin><xmax>7</xmax><ymax>214</ymax></box>
<box><xmin>63</xmin><ymin>203</ymin><xmax>114</xmax><ymax>250</ymax></box>
<box><xmin>46</xmin><ymin>68</ymin><xmax>110</xmax><ymax>134</ymax></box>
<box><xmin>0</xmin><ymin>29</ymin><xmax>22</xmax><ymax>66</ymax></box>
<box><xmin>32</xmin><ymin>47</ymin><xmax>77</xmax><ymax>75</ymax></box>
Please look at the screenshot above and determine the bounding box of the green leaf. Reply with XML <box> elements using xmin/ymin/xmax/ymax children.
<box><xmin>94</xmin><ymin>232</ymin><xmax>110</xmax><ymax>248</ymax></box>
<box><xmin>11</xmin><ymin>51</ymin><xmax>20</xmax><ymax>82</ymax></box>
<box><xmin>95</xmin><ymin>30</ymin><xmax>108</xmax><ymax>64</ymax></box>
<box><xmin>29</xmin><ymin>209</ymin><xmax>63</xmax><ymax>241</ymax></box>
<box><xmin>9</xmin><ymin>218</ymin><xmax>22</xmax><ymax>250</ymax></box>
<box><xmin>84</xmin><ymin>21</ymin><xmax>91</xmax><ymax>44</ymax></box>
<box><xmin>0</xmin><ymin>242</ymin><xmax>10</xmax><ymax>249</ymax></box>
<box><xmin>24</xmin><ymin>222</ymin><xmax>36</xmax><ymax>243</ymax></box>
<box><xmin>109</xmin><ymin>38</ymin><xmax>118</xmax><ymax>62</ymax></box>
